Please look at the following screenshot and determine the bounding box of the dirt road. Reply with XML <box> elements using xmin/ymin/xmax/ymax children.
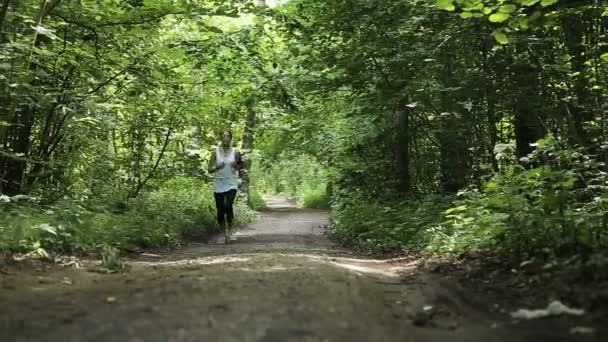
<box><xmin>0</xmin><ymin>197</ymin><xmax>603</xmax><ymax>341</ymax></box>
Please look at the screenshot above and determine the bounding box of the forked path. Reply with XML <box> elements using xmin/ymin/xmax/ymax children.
<box><xmin>0</xmin><ymin>197</ymin><xmax>600</xmax><ymax>342</ymax></box>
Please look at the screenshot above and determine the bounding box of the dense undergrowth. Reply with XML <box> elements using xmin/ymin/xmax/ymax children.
<box><xmin>0</xmin><ymin>178</ymin><xmax>255</xmax><ymax>257</ymax></box>
<box><xmin>331</xmin><ymin>138</ymin><xmax>608</xmax><ymax>269</ymax></box>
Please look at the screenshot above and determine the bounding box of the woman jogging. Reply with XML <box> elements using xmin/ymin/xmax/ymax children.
<box><xmin>208</xmin><ymin>130</ymin><xmax>242</xmax><ymax>244</ymax></box>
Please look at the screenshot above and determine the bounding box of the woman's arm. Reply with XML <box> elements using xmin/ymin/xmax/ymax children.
<box><xmin>208</xmin><ymin>151</ymin><xmax>223</xmax><ymax>173</ymax></box>
<box><xmin>233</xmin><ymin>150</ymin><xmax>243</xmax><ymax>170</ymax></box>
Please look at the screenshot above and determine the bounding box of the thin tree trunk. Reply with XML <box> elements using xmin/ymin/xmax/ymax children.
<box><xmin>438</xmin><ymin>49</ymin><xmax>469</xmax><ymax>193</ymax></box>
<box><xmin>511</xmin><ymin>62</ymin><xmax>545</xmax><ymax>158</ymax></box>
<box><xmin>563</xmin><ymin>12</ymin><xmax>593</xmax><ymax>146</ymax></box>
<box><xmin>0</xmin><ymin>0</ymin><xmax>62</xmax><ymax>195</ymax></box>
<box><xmin>0</xmin><ymin>0</ymin><xmax>11</xmax><ymax>37</ymax></box>
<box><xmin>240</xmin><ymin>99</ymin><xmax>256</xmax><ymax>208</ymax></box>
<box><xmin>394</xmin><ymin>103</ymin><xmax>411</xmax><ymax>194</ymax></box>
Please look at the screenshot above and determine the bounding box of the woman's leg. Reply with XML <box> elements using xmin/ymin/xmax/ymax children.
<box><xmin>225</xmin><ymin>189</ymin><xmax>237</xmax><ymax>226</ymax></box>
<box><xmin>213</xmin><ymin>191</ymin><xmax>226</xmax><ymax>226</ymax></box>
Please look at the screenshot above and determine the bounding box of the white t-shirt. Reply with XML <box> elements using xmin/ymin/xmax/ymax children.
<box><xmin>214</xmin><ymin>145</ymin><xmax>239</xmax><ymax>193</ymax></box>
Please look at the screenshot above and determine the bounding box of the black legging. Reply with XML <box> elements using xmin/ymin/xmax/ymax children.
<box><xmin>214</xmin><ymin>189</ymin><xmax>237</xmax><ymax>226</ymax></box>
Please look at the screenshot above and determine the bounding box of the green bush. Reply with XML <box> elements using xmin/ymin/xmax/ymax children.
<box><xmin>249</xmin><ymin>189</ymin><xmax>267</xmax><ymax>210</ymax></box>
<box><xmin>427</xmin><ymin>138</ymin><xmax>608</xmax><ymax>259</ymax></box>
<box><xmin>301</xmin><ymin>186</ymin><xmax>330</xmax><ymax>209</ymax></box>
<box><xmin>0</xmin><ymin>177</ymin><xmax>255</xmax><ymax>256</ymax></box>
<box><xmin>330</xmin><ymin>137</ymin><xmax>608</xmax><ymax>260</ymax></box>
<box><xmin>330</xmin><ymin>189</ymin><xmax>451</xmax><ymax>253</ymax></box>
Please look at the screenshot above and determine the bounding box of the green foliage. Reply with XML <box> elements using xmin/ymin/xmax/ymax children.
<box><xmin>330</xmin><ymin>138</ymin><xmax>608</xmax><ymax>260</ymax></box>
<box><xmin>0</xmin><ymin>177</ymin><xmax>254</xmax><ymax>255</ymax></box>
<box><xmin>331</xmin><ymin>190</ymin><xmax>452</xmax><ymax>253</ymax></box>
<box><xmin>100</xmin><ymin>244</ymin><xmax>126</xmax><ymax>273</ymax></box>
<box><xmin>1</xmin><ymin>0</ymin><xmax>607</xmax><ymax>274</ymax></box>
<box><xmin>300</xmin><ymin>185</ymin><xmax>330</xmax><ymax>209</ymax></box>
<box><xmin>428</xmin><ymin>138</ymin><xmax>608</xmax><ymax>259</ymax></box>
<box><xmin>435</xmin><ymin>0</ymin><xmax>593</xmax><ymax>44</ymax></box>
<box><xmin>249</xmin><ymin>189</ymin><xmax>267</xmax><ymax>210</ymax></box>
<box><xmin>0</xmin><ymin>0</ymin><xmax>271</xmax><ymax>256</ymax></box>
<box><xmin>253</xmin><ymin>151</ymin><xmax>328</xmax><ymax>197</ymax></box>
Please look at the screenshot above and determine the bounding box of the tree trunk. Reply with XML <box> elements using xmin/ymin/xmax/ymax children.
<box><xmin>438</xmin><ymin>50</ymin><xmax>469</xmax><ymax>193</ymax></box>
<box><xmin>0</xmin><ymin>0</ymin><xmax>11</xmax><ymax>38</ymax></box>
<box><xmin>240</xmin><ymin>99</ymin><xmax>256</xmax><ymax>208</ymax></box>
<box><xmin>511</xmin><ymin>63</ymin><xmax>546</xmax><ymax>158</ymax></box>
<box><xmin>439</xmin><ymin>114</ymin><xmax>469</xmax><ymax>193</ymax></box>
<box><xmin>563</xmin><ymin>12</ymin><xmax>594</xmax><ymax>146</ymax></box>
<box><xmin>0</xmin><ymin>0</ymin><xmax>62</xmax><ymax>195</ymax></box>
<box><xmin>394</xmin><ymin>103</ymin><xmax>411</xmax><ymax>193</ymax></box>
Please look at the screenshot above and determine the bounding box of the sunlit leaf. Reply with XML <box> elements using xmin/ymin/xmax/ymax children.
<box><xmin>494</xmin><ymin>32</ymin><xmax>509</xmax><ymax>44</ymax></box>
<box><xmin>520</xmin><ymin>0</ymin><xmax>540</xmax><ymax>6</ymax></box>
<box><xmin>540</xmin><ymin>0</ymin><xmax>558</xmax><ymax>7</ymax></box>
<box><xmin>489</xmin><ymin>12</ymin><xmax>511</xmax><ymax>23</ymax></box>
<box><xmin>37</xmin><ymin>223</ymin><xmax>57</xmax><ymax>236</ymax></box>
<box><xmin>31</xmin><ymin>25</ymin><xmax>59</xmax><ymax>40</ymax></box>
<box><xmin>435</xmin><ymin>0</ymin><xmax>455</xmax><ymax>11</ymax></box>
<box><xmin>499</xmin><ymin>5</ymin><xmax>517</xmax><ymax>13</ymax></box>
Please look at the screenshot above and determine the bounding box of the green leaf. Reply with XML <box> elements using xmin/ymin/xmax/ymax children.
<box><xmin>489</xmin><ymin>12</ymin><xmax>511</xmax><ymax>23</ymax></box>
<box><xmin>31</xmin><ymin>25</ymin><xmax>59</xmax><ymax>40</ymax></box>
<box><xmin>520</xmin><ymin>0</ymin><xmax>540</xmax><ymax>6</ymax></box>
<box><xmin>482</xmin><ymin>7</ymin><xmax>494</xmax><ymax>15</ymax></box>
<box><xmin>540</xmin><ymin>0</ymin><xmax>558</xmax><ymax>6</ymax></box>
<box><xmin>206</xmin><ymin>25</ymin><xmax>224</xmax><ymax>34</ymax></box>
<box><xmin>499</xmin><ymin>5</ymin><xmax>517</xmax><ymax>13</ymax></box>
<box><xmin>460</xmin><ymin>12</ymin><xmax>474</xmax><ymax>19</ymax></box>
<box><xmin>494</xmin><ymin>32</ymin><xmax>509</xmax><ymax>44</ymax></box>
<box><xmin>435</xmin><ymin>0</ymin><xmax>455</xmax><ymax>11</ymax></box>
<box><xmin>463</xmin><ymin>3</ymin><xmax>484</xmax><ymax>11</ymax></box>
<box><xmin>445</xmin><ymin>205</ymin><xmax>468</xmax><ymax>214</ymax></box>
<box><xmin>37</xmin><ymin>223</ymin><xmax>57</xmax><ymax>236</ymax></box>
<box><xmin>33</xmin><ymin>47</ymin><xmax>56</xmax><ymax>56</ymax></box>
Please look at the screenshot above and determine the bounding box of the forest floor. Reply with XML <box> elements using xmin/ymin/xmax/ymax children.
<box><xmin>1</xmin><ymin>196</ymin><xmax>606</xmax><ymax>342</ymax></box>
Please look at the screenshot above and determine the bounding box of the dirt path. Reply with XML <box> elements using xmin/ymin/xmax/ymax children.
<box><xmin>0</xmin><ymin>197</ymin><xmax>604</xmax><ymax>342</ymax></box>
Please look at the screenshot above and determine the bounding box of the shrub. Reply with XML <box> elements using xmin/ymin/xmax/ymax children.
<box><xmin>249</xmin><ymin>189</ymin><xmax>267</xmax><ymax>210</ymax></box>
<box><xmin>0</xmin><ymin>177</ymin><xmax>255</xmax><ymax>256</ymax></box>
<box><xmin>428</xmin><ymin>138</ymin><xmax>608</xmax><ymax>259</ymax></box>
<box><xmin>330</xmin><ymin>189</ymin><xmax>451</xmax><ymax>253</ymax></box>
<box><xmin>330</xmin><ymin>137</ymin><xmax>608</xmax><ymax>260</ymax></box>
<box><xmin>301</xmin><ymin>186</ymin><xmax>330</xmax><ymax>209</ymax></box>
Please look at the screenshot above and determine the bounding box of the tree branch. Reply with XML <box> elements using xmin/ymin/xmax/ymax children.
<box><xmin>128</xmin><ymin>83</ymin><xmax>199</xmax><ymax>198</ymax></box>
